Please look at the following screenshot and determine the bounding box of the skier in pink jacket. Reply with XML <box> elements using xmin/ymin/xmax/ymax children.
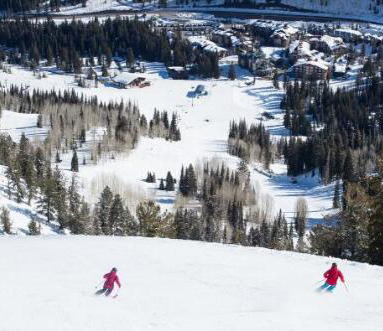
<box><xmin>95</xmin><ymin>267</ymin><xmax>121</xmax><ymax>296</ymax></box>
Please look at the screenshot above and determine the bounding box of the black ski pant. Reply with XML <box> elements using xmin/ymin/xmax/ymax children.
<box><xmin>95</xmin><ymin>287</ymin><xmax>113</xmax><ymax>296</ymax></box>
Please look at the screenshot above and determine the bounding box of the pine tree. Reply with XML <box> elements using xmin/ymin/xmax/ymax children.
<box><xmin>159</xmin><ymin>178</ymin><xmax>165</xmax><ymax>190</ymax></box>
<box><xmin>96</xmin><ymin>186</ymin><xmax>114</xmax><ymax>235</ymax></box>
<box><xmin>109</xmin><ymin>194</ymin><xmax>127</xmax><ymax>236</ymax></box>
<box><xmin>101</xmin><ymin>64</ymin><xmax>109</xmax><ymax>77</ymax></box>
<box><xmin>68</xmin><ymin>175</ymin><xmax>83</xmax><ymax>233</ymax></box>
<box><xmin>0</xmin><ymin>207</ymin><xmax>12</xmax><ymax>234</ymax></box>
<box><xmin>333</xmin><ymin>180</ymin><xmax>341</xmax><ymax>209</ymax></box>
<box><xmin>125</xmin><ymin>206</ymin><xmax>138</xmax><ymax>236</ymax></box>
<box><xmin>52</xmin><ymin>166</ymin><xmax>68</xmax><ymax>230</ymax></box>
<box><xmin>179</xmin><ymin>166</ymin><xmax>186</xmax><ymax>195</ymax></box>
<box><xmin>260</xmin><ymin>220</ymin><xmax>270</xmax><ymax>248</ymax></box>
<box><xmin>272</xmin><ymin>69</ymin><xmax>279</xmax><ymax>89</ymax></box>
<box><xmin>71</xmin><ymin>150</ymin><xmax>79</xmax><ymax>172</ymax></box>
<box><xmin>37</xmin><ymin>167</ymin><xmax>56</xmax><ymax>223</ymax></box>
<box><xmin>187</xmin><ymin>164</ymin><xmax>197</xmax><ymax>196</ymax></box>
<box><xmin>228</xmin><ymin>63</ymin><xmax>236</xmax><ymax>80</ymax></box>
<box><xmin>37</xmin><ymin>114</ymin><xmax>43</xmax><ymax>128</ymax></box>
<box><xmin>369</xmin><ymin>181</ymin><xmax>383</xmax><ymax>265</ymax></box>
<box><xmin>136</xmin><ymin>200</ymin><xmax>162</xmax><ymax>237</ymax></box>
<box><xmin>5</xmin><ymin>157</ymin><xmax>25</xmax><ymax>203</ymax></box>
<box><xmin>127</xmin><ymin>48</ymin><xmax>135</xmax><ymax>68</ymax></box>
<box><xmin>34</xmin><ymin>147</ymin><xmax>45</xmax><ymax>186</ymax></box>
<box><xmin>165</xmin><ymin>171</ymin><xmax>174</xmax><ymax>191</ymax></box>
<box><xmin>28</xmin><ymin>217</ymin><xmax>41</xmax><ymax>235</ymax></box>
<box><xmin>343</xmin><ymin>149</ymin><xmax>356</xmax><ymax>182</ymax></box>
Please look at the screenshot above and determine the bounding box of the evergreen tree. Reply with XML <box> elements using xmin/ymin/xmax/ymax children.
<box><xmin>165</xmin><ymin>171</ymin><xmax>174</xmax><ymax>191</ymax></box>
<box><xmin>37</xmin><ymin>166</ymin><xmax>56</xmax><ymax>223</ymax></box>
<box><xmin>340</xmin><ymin>183</ymin><xmax>370</xmax><ymax>261</ymax></box>
<box><xmin>96</xmin><ymin>186</ymin><xmax>114</xmax><ymax>235</ymax></box>
<box><xmin>0</xmin><ymin>207</ymin><xmax>12</xmax><ymax>234</ymax></box>
<box><xmin>28</xmin><ymin>217</ymin><xmax>41</xmax><ymax>235</ymax></box>
<box><xmin>187</xmin><ymin>164</ymin><xmax>197</xmax><ymax>196</ymax></box>
<box><xmin>333</xmin><ymin>180</ymin><xmax>341</xmax><ymax>209</ymax></box>
<box><xmin>109</xmin><ymin>194</ymin><xmax>127</xmax><ymax>236</ymax></box>
<box><xmin>127</xmin><ymin>48</ymin><xmax>135</xmax><ymax>68</ymax></box>
<box><xmin>369</xmin><ymin>180</ymin><xmax>383</xmax><ymax>265</ymax></box>
<box><xmin>71</xmin><ymin>150</ymin><xmax>79</xmax><ymax>172</ymax></box>
<box><xmin>159</xmin><ymin>178</ymin><xmax>165</xmax><ymax>190</ymax></box>
<box><xmin>5</xmin><ymin>156</ymin><xmax>25</xmax><ymax>203</ymax></box>
<box><xmin>260</xmin><ymin>220</ymin><xmax>271</xmax><ymax>248</ymax></box>
<box><xmin>101</xmin><ymin>64</ymin><xmax>109</xmax><ymax>77</ymax></box>
<box><xmin>52</xmin><ymin>166</ymin><xmax>68</xmax><ymax>230</ymax></box>
<box><xmin>228</xmin><ymin>63</ymin><xmax>236</xmax><ymax>80</ymax></box>
<box><xmin>136</xmin><ymin>200</ymin><xmax>162</xmax><ymax>237</ymax></box>
<box><xmin>68</xmin><ymin>175</ymin><xmax>83</xmax><ymax>233</ymax></box>
<box><xmin>343</xmin><ymin>149</ymin><xmax>356</xmax><ymax>182</ymax></box>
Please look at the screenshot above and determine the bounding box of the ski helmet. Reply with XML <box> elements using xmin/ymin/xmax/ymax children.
<box><xmin>112</xmin><ymin>267</ymin><xmax>117</xmax><ymax>272</ymax></box>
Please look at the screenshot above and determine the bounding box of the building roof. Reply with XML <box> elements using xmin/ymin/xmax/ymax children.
<box><xmin>289</xmin><ymin>40</ymin><xmax>311</xmax><ymax>57</ymax></box>
<box><xmin>112</xmin><ymin>73</ymin><xmax>145</xmax><ymax>85</ymax></box>
<box><xmin>168</xmin><ymin>66</ymin><xmax>186</xmax><ymax>72</ymax></box>
<box><xmin>335</xmin><ymin>28</ymin><xmax>363</xmax><ymax>37</ymax></box>
<box><xmin>272</xmin><ymin>26</ymin><xmax>299</xmax><ymax>39</ymax></box>
<box><xmin>320</xmin><ymin>35</ymin><xmax>346</xmax><ymax>50</ymax></box>
<box><xmin>293</xmin><ymin>59</ymin><xmax>330</xmax><ymax>71</ymax></box>
<box><xmin>187</xmin><ymin>36</ymin><xmax>227</xmax><ymax>54</ymax></box>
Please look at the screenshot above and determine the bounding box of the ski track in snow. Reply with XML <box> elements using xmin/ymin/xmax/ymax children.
<box><xmin>0</xmin><ymin>236</ymin><xmax>382</xmax><ymax>331</ymax></box>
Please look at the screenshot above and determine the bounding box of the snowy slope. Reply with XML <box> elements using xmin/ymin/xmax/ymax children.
<box><xmin>275</xmin><ymin>0</ymin><xmax>382</xmax><ymax>16</ymax></box>
<box><xmin>0</xmin><ymin>59</ymin><xmax>335</xmax><ymax>227</ymax></box>
<box><xmin>54</xmin><ymin>0</ymin><xmax>383</xmax><ymax>20</ymax></box>
<box><xmin>0</xmin><ymin>236</ymin><xmax>382</xmax><ymax>331</ymax></box>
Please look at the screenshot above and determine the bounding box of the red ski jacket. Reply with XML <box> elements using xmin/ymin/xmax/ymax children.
<box><xmin>324</xmin><ymin>266</ymin><xmax>344</xmax><ymax>286</ymax></box>
<box><xmin>103</xmin><ymin>271</ymin><xmax>121</xmax><ymax>289</ymax></box>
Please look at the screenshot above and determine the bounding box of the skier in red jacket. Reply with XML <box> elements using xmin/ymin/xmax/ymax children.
<box><xmin>318</xmin><ymin>263</ymin><xmax>345</xmax><ymax>292</ymax></box>
<box><xmin>95</xmin><ymin>267</ymin><xmax>121</xmax><ymax>296</ymax></box>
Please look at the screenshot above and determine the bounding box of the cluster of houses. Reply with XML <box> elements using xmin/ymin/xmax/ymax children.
<box><xmin>150</xmin><ymin>14</ymin><xmax>383</xmax><ymax>82</ymax></box>
<box><xmin>236</xmin><ymin>20</ymin><xmax>383</xmax><ymax>80</ymax></box>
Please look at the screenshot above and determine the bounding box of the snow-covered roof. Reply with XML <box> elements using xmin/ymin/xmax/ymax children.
<box><xmin>272</xmin><ymin>25</ymin><xmax>299</xmax><ymax>39</ymax></box>
<box><xmin>203</xmin><ymin>44</ymin><xmax>227</xmax><ymax>54</ymax></box>
<box><xmin>112</xmin><ymin>73</ymin><xmax>145</xmax><ymax>85</ymax></box>
<box><xmin>364</xmin><ymin>33</ymin><xmax>383</xmax><ymax>41</ymax></box>
<box><xmin>319</xmin><ymin>35</ymin><xmax>346</xmax><ymax>50</ymax></box>
<box><xmin>167</xmin><ymin>66</ymin><xmax>186</xmax><ymax>72</ymax></box>
<box><xmin>212</xmin><ymin>29</ymin><xmax>234</xmax><ymax>37</ymax></box>
<box><xmin>335</xmin><ymin>28</ymin><xmax>363</xmax><ymax>37</ymax></box>
<box><xmin>230</xmin><ymin>36</ymin><xmax>240</xmax><ymax>47</ymax></box>
<box><xmin>187</xmin><ymin>36</ymin><xmax>227</xmax><ymax>54</ymax></box>
<box><xmin>289</xmin><ymin>41</ymin><xmax>311</xmax><ymax>57</ymax></box>
<box><xmin>253</xmin><ymin>20</ymin><xmax>278</xmax><ymax>30</ymax></box>
<box><xmin>334</xmin><ymin>63</ymin><xmax>347</xmax><ymax>73</ymax></box>
<box><xmin>293</xmin><ymin>59</ymin><xmax>330</xmax><ymax>71</ymax></box>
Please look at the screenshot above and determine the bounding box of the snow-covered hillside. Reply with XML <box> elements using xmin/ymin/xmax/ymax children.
<box><xmin>55</xmin><ymin>0</ymin><xmax>383</xmax><ymax>21</ymax></box>
<box><xmin>268</xmin><ymin>0</ymin><xmax>383</xmax><ymax>17</ymax></box>
<box><xmin>0</xmin><ymin>58</ymin><xmax>335</xmax><ymax>231</ymax></box>
<box><xmin>0</xmin><ymin>236</ymin><xmax>382</xmax><ymax>331</ymax></box>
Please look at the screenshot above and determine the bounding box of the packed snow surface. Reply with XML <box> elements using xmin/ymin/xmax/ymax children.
<box><xmin>0</xmin><ymin>236</ymin><xmax>382</xmax><ymax>331</ymax></box>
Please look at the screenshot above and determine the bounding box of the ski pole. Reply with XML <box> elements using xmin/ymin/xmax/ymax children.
<box><xmin>313</xmin><ymin>279</ymin><xmax>325</xmax><ymax>286</ymax></box>
<box><xmin>343</xmin><ymin>282</ymin><xmax>349</xmax><ymax>293</ymax></box>
<box><xmin>95</xmin><ymin>281</ymin><xmax>103</xmax><ymax>289</ymax></box>
<box><xmin>112</xmin><ymin>287</ymin><xmax>120</xmax><ymax>299</ymax></box>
